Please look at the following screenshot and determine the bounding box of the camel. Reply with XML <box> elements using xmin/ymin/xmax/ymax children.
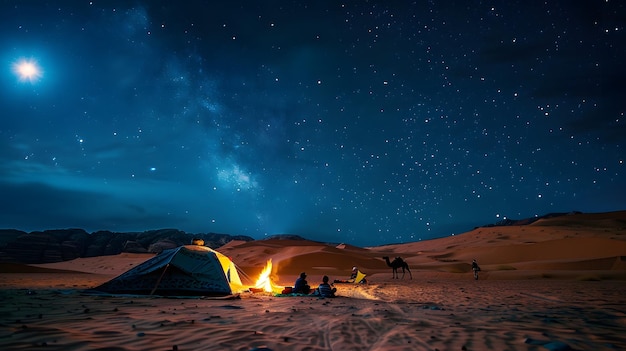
<box><xmin>383</xmin><ymin>256</ymin><xmax>412</xmax><ymax>279</ymax></box>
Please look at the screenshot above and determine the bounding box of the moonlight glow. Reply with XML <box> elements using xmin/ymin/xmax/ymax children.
<box><xmin>13</xmin><ymin>59</ymin><xmax>42</xmax><ymax>82</ymax></box>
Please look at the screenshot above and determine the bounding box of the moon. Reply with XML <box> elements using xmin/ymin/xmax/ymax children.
<box><xmin>13</xmin><ymin>59</ymin><xmax>42</xmax><ymax>82</ymax></box>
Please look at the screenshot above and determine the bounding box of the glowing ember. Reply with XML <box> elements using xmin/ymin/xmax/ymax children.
<box><xmin>254</xmin><ymin>259</ymin><xmax>282</xmax><ymax>293</ymax></box>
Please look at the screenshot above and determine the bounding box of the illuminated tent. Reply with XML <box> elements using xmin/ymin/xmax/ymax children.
<box><xmin>91</xmin><ymin>245</ymin><xmax>243</xmax><ymax>296</ymax></box>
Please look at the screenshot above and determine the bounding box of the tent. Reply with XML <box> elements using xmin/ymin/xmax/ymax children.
<box><xmin>91</xmin><ymin>245</ymin><xmax>243</xmax><ymax>296</ymax></box>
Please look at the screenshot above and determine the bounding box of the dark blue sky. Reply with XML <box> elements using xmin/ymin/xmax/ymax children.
<box><xmin>1</xmin><ymin>1</ymin><xmax>624</xmax><ymax>246</ymax></box>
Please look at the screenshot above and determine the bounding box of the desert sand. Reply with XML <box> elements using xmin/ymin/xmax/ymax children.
<box><xmin>1</xmin><ymin>211</ymin><xmax>626</xmax><ymax>350</ymax></box>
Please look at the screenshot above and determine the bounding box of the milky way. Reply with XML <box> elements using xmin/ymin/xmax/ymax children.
<box><xmin>1</xmin><ymin>1</ymin><xmax>624</xmax><ymax>245</ymax></box>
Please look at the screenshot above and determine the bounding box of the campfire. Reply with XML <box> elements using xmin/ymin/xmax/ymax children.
<box><xmin>252</xmin><ymin>259</ymin><xmax>283</xmax><ymax>294</ymax></box>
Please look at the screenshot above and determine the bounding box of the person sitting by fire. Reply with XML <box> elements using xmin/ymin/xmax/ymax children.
<box><xmin>350</xmin><ymin>266</ymin><xmax>358</xmax><ymax>280</ymax></box>
<box><xmin>315</xmin><ymin>275</ymin><xmax>337</xmax><ymax>298</ymax></box>
<box><xmin>293</xmin><ymin>272</ymin><xmax>311</xmax><ymax>294</ymax></box>
<box><xmin>334</xmin><ymin>266</ymin><xmax>367</xmax><ymax>284</ymax></box>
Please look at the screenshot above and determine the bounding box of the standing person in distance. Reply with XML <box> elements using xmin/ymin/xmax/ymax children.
<box><xmin>472</xmin><ymin>259</ymin><xmax>481</xmax><ymax>280</ymax></box>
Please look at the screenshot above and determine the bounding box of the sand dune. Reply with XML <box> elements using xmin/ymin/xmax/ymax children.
<box><xmin>1</xmin><ymin>211</ymin><xmax>625</xmax><ymax>350</ymax></box>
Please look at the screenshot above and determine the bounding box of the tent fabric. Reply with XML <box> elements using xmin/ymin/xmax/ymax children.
<box><xmin>91</xmin><ymin>245</ymin><xmax>243</xmax><ymax>296</ymax></box>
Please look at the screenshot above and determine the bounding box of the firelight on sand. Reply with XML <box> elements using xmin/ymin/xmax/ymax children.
<box><xmin>253</xmin><ymin>259</ymin><xmax>283</xmax><ymax>293</ymax></box>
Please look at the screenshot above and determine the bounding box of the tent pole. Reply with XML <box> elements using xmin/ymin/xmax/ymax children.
<box><xmin>150</xmin><ymin>263</ymin><xmax>170</xmax><ymax>295</ymax></box>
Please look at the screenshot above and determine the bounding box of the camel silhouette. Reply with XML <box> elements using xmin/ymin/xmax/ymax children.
<box><xmin>383</xmin><ymin>256</ymin><xmax>412</xmax><ymax>279</ymax></box>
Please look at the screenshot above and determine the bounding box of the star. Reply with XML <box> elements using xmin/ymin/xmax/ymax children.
<box><xmin>13</xmin><ymin>58</ymin><xmax>42</xmax><ymax>83</ymax></box>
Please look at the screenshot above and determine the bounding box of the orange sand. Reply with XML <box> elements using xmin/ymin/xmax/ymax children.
<box><xmin>1</xmin><ymin>211</ymin><xmax>625</xmax><ymax>350</ymax></box>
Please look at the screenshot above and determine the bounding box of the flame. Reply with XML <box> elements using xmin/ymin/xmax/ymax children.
<box><xmin>254</xmin><ymin>259</ymin><xmax>283</xmax><ymax>293</ymax></box>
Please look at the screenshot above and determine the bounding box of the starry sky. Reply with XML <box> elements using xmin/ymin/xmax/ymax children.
<box><xmin>1</xmin><ymin>1</ymin><xmax>624</xmax><ymax>246</ymax></box>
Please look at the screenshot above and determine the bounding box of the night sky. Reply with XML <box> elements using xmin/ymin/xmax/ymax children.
<box><xmin>1</xmin><ymin>1</ymin><xmax>624</xmax><ymax>246</ymax></box>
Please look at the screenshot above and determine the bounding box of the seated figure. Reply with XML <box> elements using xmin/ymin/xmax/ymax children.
<box><xmin>316</xmin><ymin>275</ymin><xmax>337</xmax><ymax>298</ymax></box>
<box><xmin>334</xmin><ymin>267</ymin><xmax>367</xmax><ymax>284</ymax></box>
<box><xmin>293</xmin><ymin>272</ymin><xmax>311</xmax><ymax>294</ymax></box>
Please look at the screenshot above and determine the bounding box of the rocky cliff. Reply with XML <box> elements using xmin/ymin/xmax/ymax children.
<box><xmin>0</xmin><ymin>228</ymin><xmax>253</xmax><ymax>264</ymax></box>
